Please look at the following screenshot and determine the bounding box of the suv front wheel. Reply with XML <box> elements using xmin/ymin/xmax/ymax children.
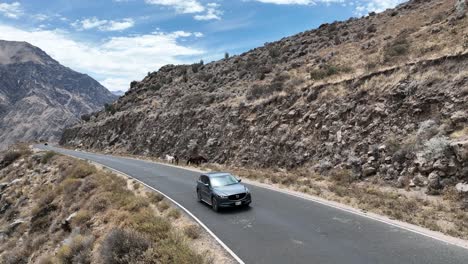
<box><xmin>212</xmin><ymin>197</ymin><xmax>219</xmax><ymax>212</ymax></box>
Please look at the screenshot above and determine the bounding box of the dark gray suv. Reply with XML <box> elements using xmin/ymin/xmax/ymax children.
<box><xmin>196</xmin><ymin>172</ymin><xmax>252</xmax><ymax>211</ymax></box>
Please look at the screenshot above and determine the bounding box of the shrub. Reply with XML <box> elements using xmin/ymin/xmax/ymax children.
<box><xmin>104</xmin><ymin>103</ymin><xmax>116</xmax><ymax>115</ymax></box>
<box><xmin>40</xmin><ymin>151</ymin><xmax>56</xmax><ymax>164</ymax></box>
<box><xmin>383</xmin><ymin>35</ymin><xmax>410</xmax><ymax>61</ymax></box>
<box><xmin>68</xmin><ymin>161</ymin><xmax>96</xmax><ymax>179</ymax></box>
<box><xmin>167</xmin><ymin>208</ymin><xmax>181</xmax><ymax>219</ymax></box>
<box><xmin>89</xmin><ymin>196</ymin><xmax>110</xmax><ymax>212</ymax></box>
<box><xmin>422</xmin><ymin>136</ymin><xmax>451</xmax><ymax>161</ymax></box>
<box><xmin>246</xmin><ymin>82</ymin><xmax>284</xmax><ymax>101</ymax></box>
<box><xmin>1</xmin><ymin>151</ymin><xmax>21</xmax><ymax>168</ymax></box>
<box><xmin>1</xmin><ymin>248</ymin><xmax>30</xmax><ymax>264</ymax></box>
<box><xmin>268</xmin><ymin>46</ymin><xmax>281</xmax><ymax>58</ymax></box>
<box><xmin>183</xmin><ymin>225</ymin><xmax>201</xmax><ymax>239</ymax></box>
<box><xmin>330</xmin><ymin>169</ymin><xmax>354</xmax><ymax>186</ymax></box>
<box><xmin>61</xmin><ymin>178</ymin><xmax>82</xmax><ymax>195</ymax></box>
<box><xmin>147</xmin><ymin>192</ymin><xmax>164</xmax><ymax>203</ymax></box>
<box><xmin>130</xmin><ymin>209</ymin><xmax>171</xmax><ymax>240</ymax></box>
<box><xmin>81</xmin><ymin>114</ymin><xmax>91</xmax><ymax>122</ymax></box>
<box><xmin>72</xmin><ymin>210</ymin><xmax>92</xmax><ymax>227</ymax></box>
<box><xmin>57</xmin><ymin>235</ymin><xmax>94</xmax><ymax>264</ymax></box>
<box><xmin>101</xmin><ymin>229</ymin><xmax>151</xmax><ymax>264</ymax></box>
<box><xmin>37</xmin><ymin>255</ymin><xmax>54</xmax><ymax>264</ymax></box>
<box><xmin>157</xmin><ymin>201</ymin><xmax>170</xmax><ymax>212</ymax></box>
<box><xmin>417</xmin><ymin>120</ymin><xmax>439</xmax><ymax>140</ymax></box>
<box><xmin>149</xmin><ymin>83</ymin><xmax>162</xmax><ymax>91</ymax></box>
<box><xmin>310</xmin><ymin>64</ymin><xmax>352</xmax><ymax>80</ymax></box>
<box><xmin>224</xmin><ymin>52</ymin><xmax>229</xmax><ymax>59</ymax></box>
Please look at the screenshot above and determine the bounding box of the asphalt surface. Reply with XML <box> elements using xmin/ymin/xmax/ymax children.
<box><xmin>38</xmin><ymin>145</ymin><xmax>468</xmax><ymax>264</ymax></box>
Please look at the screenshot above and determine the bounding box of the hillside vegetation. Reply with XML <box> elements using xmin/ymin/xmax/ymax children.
<box><xmin>62</xmin><ymin>1</ymin><xmax>467</xmax><ymax>216</ymax></box>
<box><xmin>0</xmin><ymin>145</ymin><xmax>231</xmax><ymax>263</ymax></box>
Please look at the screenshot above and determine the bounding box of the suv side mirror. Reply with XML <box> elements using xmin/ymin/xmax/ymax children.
<box><xmin>238</xmin><ymin>179</ymin><xmax>242</xmax><ymax>182</ymax></box>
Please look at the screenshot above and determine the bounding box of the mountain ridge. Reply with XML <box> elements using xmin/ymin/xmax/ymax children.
<box><xmin>61</xmin><ymin>0</ymin><xmax>467</xmax><ymax>197</ymax></box>
<box><xmin>0</xmin><ymin>40</ymin><xmax>117</xmax><ymax>149</ymax></box>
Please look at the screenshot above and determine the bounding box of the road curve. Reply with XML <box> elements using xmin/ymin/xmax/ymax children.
<box><xmin>38</xmin><ymin>145</ymin><xmax>468</xmax><ymax>264</ymax></box>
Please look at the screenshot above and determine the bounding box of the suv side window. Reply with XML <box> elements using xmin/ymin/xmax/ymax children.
<box><xmin>200</xmin><ymin>175</ymin><xmax>208</xmax><ymax>184</ymax></box>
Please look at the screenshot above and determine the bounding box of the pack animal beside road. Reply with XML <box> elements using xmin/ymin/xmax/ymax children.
<box><xmin>187</xmin><ymin>155</ymin><xmax>208</xmax><ymax>165</ymax></box>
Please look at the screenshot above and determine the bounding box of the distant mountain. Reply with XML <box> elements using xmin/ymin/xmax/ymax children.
<box><xmin>0</xmin><ymin>40</ymin><xmax>117</xmax><ymax>149</ymax></box>
<box><xmin>111</xmin><ymin>90</ymin><xmax>126</xmax><ymax>96</ymax></box>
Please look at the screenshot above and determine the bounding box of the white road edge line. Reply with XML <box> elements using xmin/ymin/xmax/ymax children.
<box><xmin>244</xmin><ymin>181</ymin><xmax>468</xmax><ymax>250</ymax></box>
<box><xmin>43</xmin><ymin>146</ymin><xmax>468</xmax><ymax>252</ymax></box>
<box><xmin>111</xmin><ymin>153</ymin><xmax>468</xmax><ymax>250</ymax></box>
<box><xmin>90</xmin><ymin>161</ymin><xmax>246</xmax><ymax>264</ymax></box>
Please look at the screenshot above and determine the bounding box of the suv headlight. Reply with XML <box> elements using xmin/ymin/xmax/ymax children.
<box><xmin>217</xmin><ymin>193</ymin><xmax>228</xmax><ymax>198</ymax></box>
<box><xmin>245</xmin><ymin>188</ymin><xmax>250</xmax><ymax>194</ymax></box>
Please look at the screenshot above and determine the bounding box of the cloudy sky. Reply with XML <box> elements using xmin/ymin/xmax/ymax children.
<box><xmin>0</xmin><ymin>0</ymin><xmax>406</xmax><ymax>91</ymax></box>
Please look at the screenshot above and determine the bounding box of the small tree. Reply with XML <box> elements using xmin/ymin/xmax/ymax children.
<box><xmin>224</xmin><ymin>52</ymin><xmax>229</xmax><ymax>59</ymax></box>
<box><xmin>199</xmin><ymin>59</ymin><xmax>204</xmax><ymax>66</ymax></box>
<box><xmin>104</xmin><ymin>104</ymin><xmax>116</xmax><ymax>115</ymax></box>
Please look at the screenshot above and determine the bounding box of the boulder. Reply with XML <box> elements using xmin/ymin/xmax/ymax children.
<box><xmin>450</xmin><ymin>111</ymin><xmax>467</xmax><ymax>123</ymax></box>
<box><xmin>362</xmin><ymin>164</ymin><xmax>377</xmax><ymax>177</ymax></box>
<box><xmin>451</xmin><ymin>139</ymin><xmax>468</xmax><ymax>162</ymax></box>
<box><xmin>433</xmin><ymin>159</ymin><xmax>448</xmax><ymax>171</ymax></box>
<box><xmin>456</xmin><ymin>182</ymin><xmax>468</xmax><ymax>193</ymax></box>
<box><xmin>413</xmin><ymin>173</ymin><xmax>427</xmax><ymax>187</ymax></box>
<box><xmin>455</xmin><ymin>0</ymin><xmax>467</xmax><ymax>19</ymax></box>
<box><xmin>428</xmin><ymin>171</ymin><xmax>441</xmax><ymax>189</ymax></box>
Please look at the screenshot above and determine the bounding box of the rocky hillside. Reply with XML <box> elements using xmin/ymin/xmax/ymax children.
<box><xmin>62</xmin><ymin>0</ymin><xmax>468</xmax><ymax>195</ymax></box>
<box><xmin>0</xmin><ymin>40</ymin><xmax>117</xmax><ymax>150</ymax></box>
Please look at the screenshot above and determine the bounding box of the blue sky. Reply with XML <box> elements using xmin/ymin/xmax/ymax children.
<box><xmin>0</xmin><ymin>0</ymin><xmax>406</xmax><ymax>91</ymax></box>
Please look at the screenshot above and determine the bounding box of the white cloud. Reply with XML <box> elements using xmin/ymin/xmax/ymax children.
<box><xmin>0</xmin><ymin>24</ymin><xmax>204</xmax><ymax>91</ymax></box>
<box><xmin>145</xmin><ymin>0</ymin><xmax>224</xmax><ymax>20</ymax></box>
<box><xmin>194</xmin><ymin>3</ymin><xmax>223</xmax><ymax>21</ymax></box>
<box><xmin>253</xmin><ymin>0</ymin><xmax>316</xmax><ymax>4</ymax></box>
<box><xmin>145</xmin><ymin>0</ymin><xmax>205</xmax><ymax>14</ymax></box>
<box><xmin>72</xmin><ymin>17</ymin><xmax>135</xmax><ymax>31</ymax></box>
<box><xmin>0</xmin><ymin>1</ymin><xmax>22</xmax><ymax>18</ymax></box>
<box><xmin>355</xmin><ymin>0</ymin><xmax>406</xmax><ymax>15</ymax></box>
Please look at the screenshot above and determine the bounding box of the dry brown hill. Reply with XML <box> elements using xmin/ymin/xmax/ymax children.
<box><xmin>61</xmin><ymin>0</ymin><xmax>468</xmax><ymax>196</ymax></box>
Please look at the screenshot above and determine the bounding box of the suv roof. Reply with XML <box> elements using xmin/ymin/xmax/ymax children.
<box><xmin>204</xmin><ymin>172</ymin><xmax>231</xmax><ymax>178</ymax></box>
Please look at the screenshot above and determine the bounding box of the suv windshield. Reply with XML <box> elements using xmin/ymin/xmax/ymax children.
<box><xmin>210</xmin><ymin>174</ymin><xmax>239</xmax><ymax>187</ymax></box>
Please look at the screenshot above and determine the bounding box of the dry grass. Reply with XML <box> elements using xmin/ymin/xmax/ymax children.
<box><xmin>0</xmin><ymin>151</ymin><xmax>211</xmax><ymax>264</ymax></box>
<box><xmin>201</xmin><ymin>163</ymin><xmax>468</xmax><ymax>240</ymax></box>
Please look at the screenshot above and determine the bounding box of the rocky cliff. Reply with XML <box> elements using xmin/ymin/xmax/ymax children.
<box><xmin>0</xmin><ymin>40</ymin><xmax>117</xmax><ymax>149</ymax></box>
<box><xmin>61</xmin><ymin>0</ymin><xmax>468</xmax><ymax>194</ymax></box>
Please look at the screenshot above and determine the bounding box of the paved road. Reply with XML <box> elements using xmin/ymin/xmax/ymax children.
<box><xmin>38</xmin><ymin>145</ymin><xmax>468</xmax><ymax>264</ymax></box>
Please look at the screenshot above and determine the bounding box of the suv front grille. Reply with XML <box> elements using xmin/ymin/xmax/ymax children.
<box><xmin>228</xmin><ymin>193</ymin><xmax>246</xmax><ymax>200</ymax></box>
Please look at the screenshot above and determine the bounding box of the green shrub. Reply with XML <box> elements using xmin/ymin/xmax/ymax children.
<box><xmin>72</xmin><ymin>210</ymin><xmax>92</xmax><ymax>227</ymax></box>
<box><xmin>56</xmin><ymin>235</ymin><xmax>94</xmax><ymax>264</ymax></box>
<box><xmin>100</xmin><ymin>229</ymin><xmax>151</xmax><ymax>264</ymax></box>
<box><xmin>68</xmin><ymin>161</ymin><xmax>96</xmax><ymax>179</ymax></box>
<box><xmin>104</xmin><ymin>103</ymin><xmax>116</xmax><ymax>115</ymax></box>
<box><xmin>41</xmin><ymin>151</ymin><xmax>57</xmax><ymax>164</ymax></box>
<box><xmin>310</xmin><ymin>64</ymin><xmax>352</xmax><ymax>80</ymax></box>
<box><xmin>383</xmin><ymin>35</ymin><xmax>410</xmax><ymax>61</ymax></box>
<box><xmin>1</xmin><ymin>151</ymin><xmax>22</xmax><ymax>168</ymax></box>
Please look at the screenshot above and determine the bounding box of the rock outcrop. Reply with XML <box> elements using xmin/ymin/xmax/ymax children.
<box><xmin>0</xmin><ymin>40</ymin><xmax>117</xmax><ymax>149</ymax></box>
<box><xmin>61</xmin><ymin>0</ymin><xmax>468</xmax><ymax>194</ymax></box>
